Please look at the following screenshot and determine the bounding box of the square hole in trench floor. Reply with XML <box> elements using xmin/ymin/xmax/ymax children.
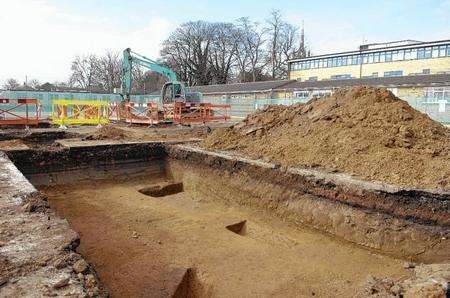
<box><xmin>226</xmin><ymin>220</ymin><xmax>247</xmax><ymax>236</ymax></box>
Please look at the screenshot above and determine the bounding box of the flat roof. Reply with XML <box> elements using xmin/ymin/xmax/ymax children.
<box><xmin>186</xmin><ymin>74</ymin><xmax>450</xmax><ymax>95</ymax></box>
<box><xmin>188</xmin><ymin>80</ymin><xmax>293</xmax><ymax>94</ymax></box>
<box><xmin>288</xmin><ymin>39</ymin><xmax>450</xmax><ymax>63</ymax></box>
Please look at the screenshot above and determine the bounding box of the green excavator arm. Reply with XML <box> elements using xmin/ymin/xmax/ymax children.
<box><xmin>121</xmin><ymin>48</ymin><xmax>179</xmax><ymax>101</ymax></box>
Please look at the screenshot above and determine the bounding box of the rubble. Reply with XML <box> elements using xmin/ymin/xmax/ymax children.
<box><xmin>360</xmin><ymin>263</ymin><xmax>450</xmax><ymax>297</ymax></box>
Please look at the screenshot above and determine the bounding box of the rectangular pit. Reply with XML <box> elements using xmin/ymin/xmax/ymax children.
<box><xmin>4</xmin><ymin>141</ymin><xmax>450</xmax><ymax>297</ymax></box>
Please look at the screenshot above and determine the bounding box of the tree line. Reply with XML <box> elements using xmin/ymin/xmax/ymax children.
<box><xmin>2</xmin><ymin>10</ymin><xmax>309</xmax><ymax>93</ymax></box>
<box><xmin>162</xmin><ymin>10</ymin><xmax>310</xmax><ymax>85</ymax></box>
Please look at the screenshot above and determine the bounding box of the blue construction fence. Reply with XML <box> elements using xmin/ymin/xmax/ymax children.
<box><xmin>0</xmin><ymin>90</ymin><xmax>449</xmax><ymax>124</ymax></box>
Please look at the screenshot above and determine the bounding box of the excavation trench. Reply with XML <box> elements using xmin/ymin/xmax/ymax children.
<box><xmin>6</xmin><ymin>142</ymin><xmax>450</xmax><ymax>297</ymax></box>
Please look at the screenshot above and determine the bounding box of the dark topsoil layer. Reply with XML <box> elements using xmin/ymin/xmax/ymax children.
<box><xmin>202</xmin><ymin>87</ymin><xmax>450</xmax><ymax>190</ymax></box>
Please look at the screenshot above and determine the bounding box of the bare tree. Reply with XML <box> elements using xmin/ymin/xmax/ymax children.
<box><xmin>236</xmin><ymin>18</ymin><xmax>266</xmax><ymax>82</ymax></box>
<box><xmin>97</xmin><ymin>51</ymin><xmax>122</xmax><ymax>93</ymax></box>
<box><xmin>130</xmin><ymin>65</ymin><xmax>167</xmax><ymax>94</ymax></box>
<box><xmin>265</xmin><ymin>10</ymin><xmax>309</xmax><ymax>79</ymax></box>
<box><xmin>161</xmin><ymin>21</ymin><xmax>214</xmax><ymax>85</ymax></box>
<box><xmin>67</xmin><ymin>11</ymin><xmax>311</xmax><ymax>88</ymax></box>
<box><xmin>69</xmin><ymin>54</ymin><xmax>100</xmax><ymax>90</ymax></box>
<box><xmin>209</xmin><ymin>22</ymin><xmax>239</xmax><ymax>84</ymax></box>
<box><xmin>235</xmin><ymin>18</ymin><xmax>251</xmax><ymax>82</ymax></box>
<box><xmin>265</xmin><ymin>10</ymin><xmax>285</xmax><ymax>79</ymax></box>
<box><xmin>27</xmin><ymin>79</ymin><xmax>41</xmax><ymax>89</ymax></box>
<box><xmin>3</xmin><ymin>78</ymin><xmax>21</xmax><ymax>90</ymax></box>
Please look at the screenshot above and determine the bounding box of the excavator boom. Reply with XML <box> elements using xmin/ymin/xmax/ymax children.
<box><xmin>121</xmin><ymin>48</ymin><xmax>180</xmax><ymax>102</ymax></box>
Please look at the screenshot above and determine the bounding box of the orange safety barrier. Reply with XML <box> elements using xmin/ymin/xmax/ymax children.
<box><xmin>108</xmin><ymin>102</ymin><xmax>123</xmax><ymax>121</ymax></box>
<box><xmin>0</xmin><ymin>98</ymin><xmax>40</xmax><ymax>126</ymax></box>
<box><xmin>171</xmin><ymin>102</ymin><xmax>230</xmax><ymax>124</ymax></box>
<box><xmin>108</xmin><ymin>101</ymin><xmax>230</xmax><ymax>125</ymax></box>
<box><xmin>125</xmin><ymin>102</ymin><xmax>161</xmax><ymax>125</ymax></box>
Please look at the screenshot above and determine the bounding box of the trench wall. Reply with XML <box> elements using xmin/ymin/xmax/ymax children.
<box><xmin>166</xmin><ymin>145</ymin><xmax>450</xmax><ymax>263</ymax></box>
<box><xmin>5</xmin><ymin>141</ymin><xmax>450</xmax><ymax>264</ymax></box>
<box><xmin>0</xmin><ymin>152</ymin><xmax>105</xmax><ymax>296</ymax></box>
<box><xmin>8</xmin><ymin>142</ymin><xmax>166</xmax><ymax>176</ymax></box>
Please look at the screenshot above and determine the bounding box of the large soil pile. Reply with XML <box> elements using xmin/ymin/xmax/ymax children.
<box><xmin>202</xmin><ymin>87</ymin><xmax>450</xmax><ymax>190</ymax></box>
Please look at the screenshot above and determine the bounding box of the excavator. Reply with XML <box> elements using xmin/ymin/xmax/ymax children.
<box><xmin>121</xmin><ymin>48</ymin><xmax>193</xmax><ymax>103</ymax></box>
<box><xmin>119</xmin><ymin>48</ymin><xmax>229</xmax><ymax>125</ymax></box>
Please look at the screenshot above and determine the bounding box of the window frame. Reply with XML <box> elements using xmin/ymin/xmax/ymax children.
<box><xmin>424</xmin><ymin>47</ymin><xmax>432</xmax><ymax>59</ymax></box>
<box><xmin>385</xmin><ymin>51</ymin><xmax>392</xmax><ymax>62</ymax></box>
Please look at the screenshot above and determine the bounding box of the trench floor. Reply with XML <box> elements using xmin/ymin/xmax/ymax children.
<box><xmin>39</xmin><ymin>174</ymin><xmax>410</xmax><ymax>297</ymax></box>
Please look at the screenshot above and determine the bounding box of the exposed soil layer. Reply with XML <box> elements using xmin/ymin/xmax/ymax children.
<box><xmin>0</xmin><ymin>139</ymin><xmax>28</xmax><ymax>150</ymax></box>
<box><xmin>167</xmin><ymin>145</ymin><xmax>450</xmax><ymax>262</ymax></box>
<box><xmin>7</xmin><ymin>142</ymin><xmax>165</xmax><ymax>175</ymax></box>
<box><xmin>38</xmin><ymin>173</ymin><xmax>410</xmax><ymax>297</ymax></box>
<box><xmin>202</xmin><ymin>87</ymin><xmax>450</xmax><ymax>190</ymax></box>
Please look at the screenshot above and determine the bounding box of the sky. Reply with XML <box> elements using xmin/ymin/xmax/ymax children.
<box><xmin>0</xmin><ymin>0</ymin><xmax>449</xmax><ymax>85</ymax></box>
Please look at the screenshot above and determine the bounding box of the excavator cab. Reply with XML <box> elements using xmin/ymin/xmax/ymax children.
<box><xmin>161</xmin><ymin>81</ymin><xmax>185</xmax><ymax>104</ymax></box>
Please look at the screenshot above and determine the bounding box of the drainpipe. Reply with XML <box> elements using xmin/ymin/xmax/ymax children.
<box><xmin>359</xmin><ymin>48</ymin><xmax>363</xmax><ymax>79</ymax></box>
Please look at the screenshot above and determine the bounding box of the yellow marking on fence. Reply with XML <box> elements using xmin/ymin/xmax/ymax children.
<box><xmin>51</xmin><ymin>99</ymin><xmax>110</xmax><ymax>126</ymax></box>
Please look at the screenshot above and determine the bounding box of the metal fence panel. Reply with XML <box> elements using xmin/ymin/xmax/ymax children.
<box><xmin>1</xmin><ymin>90</ymin><xmax>449</xmax><ymax>124</ymax></box>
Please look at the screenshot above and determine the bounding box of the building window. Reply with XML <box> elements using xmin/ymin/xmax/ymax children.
<box><xmin>293</xmin><ymin>91</ymin><xmax>310</xmax><ymax>99</ymax></box>
<box><xmin>432</xmin><ymin>46</ymin><xmax>440</xmax><ymax>58</ymax></box>
<box><xmin>290</xmin><ymin>43</ymin><xmax>450</xmax><ymax>73</ymax></box>
<box><xmin>357</xmin><ymin>55</ymin><xmax>362</xmax><ymax>64</ymax></box>
<box><xmin>423</xmin><ymin>69</ymin><xmax>430</xmax><ymax>74</ymax></box>
<box><xmin>362</xmin><ymin>54</ymin><xmax>369</xmax><ymax>64</ymax></box>
<box><xmin>373</xmin><ymin>52</ymin><xmax>380</xmax><ymax>63</ymax></box>
<box><xmin>385</xmin><ymin>51</ymin><xmax>393</xmax><ymax>62</ymax></box>
<box><xmin>384</xmin><ymin>70</ymin><xmax>403</xmax><ymax>77</ymax></box>
<box><xmin>424</xmin><ymin>47</ymin><xmax>432</xmax><ymax>58</ymax></box>
<box><xmin>342</xmin><ymin>56</ymin><xmax>348</xmax><ymax>66</ymax></box>
<box><xmin>439</xmin><ymin>46</ymin><xmax>446</xmax><ymax>57</ymax></box>
<box><xmin>410</xmin><ymin>48</ymin><xmax>417</xmax><ymax>60</ymax></box>
<box><xmin>372</xmin><ymin>72</ymin><xmax>378</xmax><ymax>77</ymax></box>
<box><xmin>418</xmin><ymin>48</ymin><xmax>425</xmax><ymax>59</ymax></box>
<box><xmin>392</xmin><ymin>50</ymin><xmax>404</xmax><ymax>61</ymax></box>
<box><xmin>326</xmin><ymin>58</ymin><xmax>331</xmax><ymax>67</ymax></box>
<box><xmin>404</xmin><ymin>49</ymin><xmax>411</xmax><ymax>60</ymax></box>
<box><xmin>330</xmin><ymin>74</ymin><xmax>352</xmax><ymax>80</ymax></box>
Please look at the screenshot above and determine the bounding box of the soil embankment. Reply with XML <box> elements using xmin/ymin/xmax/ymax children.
<box><xmin>202</xmin><ymin>87</ymin><xmax>450</xmax><ymax>190</ymax></box>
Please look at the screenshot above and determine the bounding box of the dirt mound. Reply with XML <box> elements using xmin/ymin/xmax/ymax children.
<box><xmin>83</xmin><ymin>125</ymin><xmax>131</xmax><ymax>140</ymax></box>
<box><xmin>202</xmin><ymin>87</ymin><xmax>450</xmax><ymax>190</ymax></box>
